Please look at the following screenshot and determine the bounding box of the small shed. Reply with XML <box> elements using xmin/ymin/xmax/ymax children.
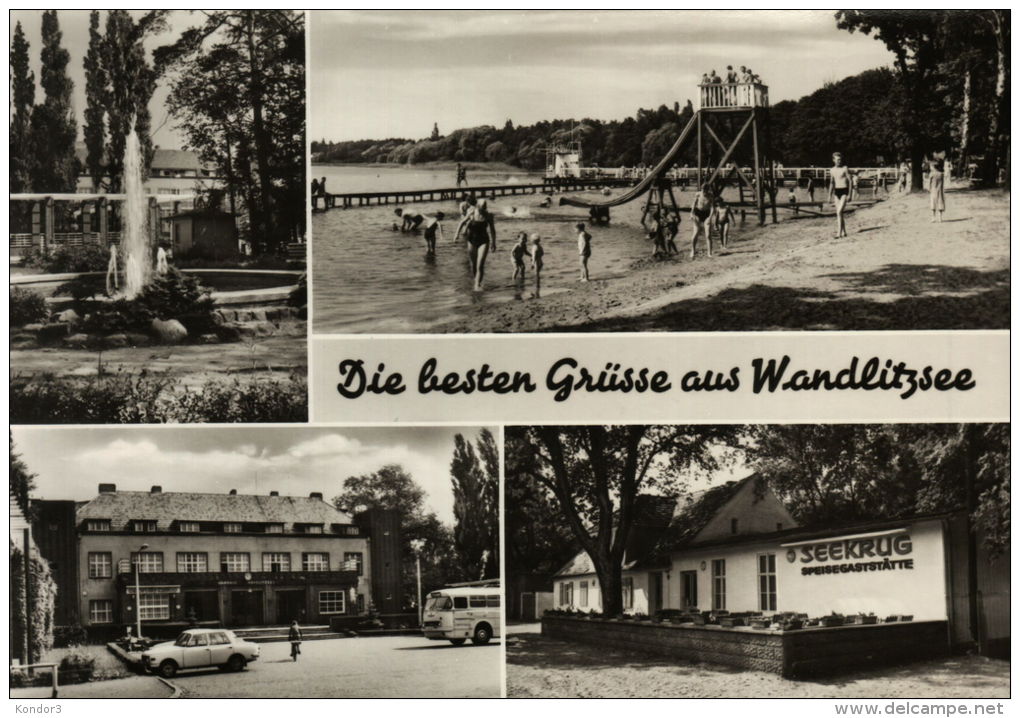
<box><xmin>166</xmin><ymin>208</ymin><xmax>238</xmax><ymax>259</ymax></box>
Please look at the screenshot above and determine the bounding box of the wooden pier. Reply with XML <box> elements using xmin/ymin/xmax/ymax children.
<box><xmin>315</xmin><ymin>177</ymin><xmax>637</xmax><ymax>210</ymax></box>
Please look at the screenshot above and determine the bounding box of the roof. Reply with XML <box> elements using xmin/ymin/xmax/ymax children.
<box><xmin>553</xmin><ymin>476</ymin><xmax>759</xmax><ymax>578</ymax></box>
<box><xmin>166</xmin><ymin>208</ymin><xmax>236</xmax><ymax>221</ymax></box>
<box><xmin>77</xmin><ymin>491</ymin><xmax>354</xmax><ymax>532</ymax></box>
<box><xmin>74</xmin><ymin>144</ymin><xmax>211</xmax><ymax>172</ymax></box>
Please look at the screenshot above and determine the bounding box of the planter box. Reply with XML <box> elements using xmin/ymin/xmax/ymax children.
<box><xmin>750</xmin><ymin>619</ymin><xmax>772</xmax><ymax>630</ymax></box>
<box><xmin>720</xmin><ymin>617</ymin><xmax>746</xmax><ymax>628</ymax></box>
<box><xmin>820</xmin><ymin>617</ymin><xmax>845</xmax><ymax>628</ymax></box>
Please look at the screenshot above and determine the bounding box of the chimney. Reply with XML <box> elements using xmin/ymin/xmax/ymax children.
<box><xmin>269</xmin><ymin>491</ymin><xmax>279</xmax><ymax>497</ymax></box>
<box><xmin>98</xmin><ymin>483</ymin><xmax>116</xmax><ymax>494</ymax></box>
<box><xmin>150</xmin><ymin>486</ymin><xmax>162</xmax><ymax>494</ymax></box>
<box><xmin>229</xmin><ymin>489</ymin><xmax>237</xmax><ymax>496</ymax></box>
<box><xmin>310</xmin><ymin>492</ymin><xmax>323</xmax><ymax>500</ymax></box>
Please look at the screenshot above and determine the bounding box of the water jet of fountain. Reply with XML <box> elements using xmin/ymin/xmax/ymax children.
<box><xmin>122</xmin><ymin>126</ymin><xmax>150</xmax><ymax>298</ymax></box>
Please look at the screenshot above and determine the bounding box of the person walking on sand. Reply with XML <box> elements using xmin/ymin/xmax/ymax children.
<box><xmin>806</xmin><ymin>175</ymin><xmax>816</xmax><ymax>202</ymax></box>
<box><xmin>512</xmin><ymin>232</ymin><xmax>528</xmax><ymax>282</ymax></box>
<box><xmin>456</xmin><ymin>196</ymin><xmax>496</xmax><ymax>291</ymax></box>
<box><xmin>713</xmin><ymin>197</ymin><xmax>733</xmax><ymax>249</ymax></box>
<box><xmin>289</xmin><ymin>620</ymin><xmax>302</xmax><ymax>662</ymax></box>
<box><xmin>577</xmin><ymin>222</ymin><xmax>592</xmax><ymax>281</ymax></box>
<box><xmin>828</xmin><ymin>152</ymin><xmax>852</xmax><ymax>238</ymax></box>
<box><xmin>928</xmin><ymin>159</ymin><xmax>946</xmax><ymax>222</ymax></box>
<box><xmin>530</xmin><ymin>234</ymin><xmax>544</xmax><ymax>287</ymax></box>
<box><xmin>689</xmin><ymin>185</ymin><xmax>715</xmax><ymax>259</ymax></box>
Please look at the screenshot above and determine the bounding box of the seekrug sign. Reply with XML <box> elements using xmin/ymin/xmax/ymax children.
<box><xmin>784</xmin><ymin>531</ymin><xmax>915</xmax><ymax>577</ymax></box>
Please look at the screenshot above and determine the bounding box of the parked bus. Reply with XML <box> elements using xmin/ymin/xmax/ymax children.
<box><xmin>422</xmin><ymin>586</ymin><xmax>501</xmax><ymax>646</ymax></box>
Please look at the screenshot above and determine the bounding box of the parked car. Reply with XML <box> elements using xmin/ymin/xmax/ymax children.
<box><xmin>141</xmin><ymin>628</ymin><xmax>259</xmax><ymax>678</ymax></box>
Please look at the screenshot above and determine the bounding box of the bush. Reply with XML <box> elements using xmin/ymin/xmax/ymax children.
<box><xmin>10</xmin><ymin>541</ymin><xmax>56</xmax><ymax>664</ymax></box>
<box><xmin>53</xmin><ymin>624</ymin><xmax>89</xmax><ymax>648</ymax></box>
<box><xmin>53</xmin><ymin>275</ymin><xmax>107</xmax><ymax>308</ymax></box>
<box><xmin>58</xmin><ymin>649</ymin><xmax>96</xmax><ymax>684</ymax></box>
<box><xmin>79</xmin><ymin>298</ymin><xmax>154</xmax><ymax>334</ymax></box>
<box><xmin>24</xmin><ymin>244</ymin><xmax>110</xmax><ymax>273</ymax></box>
<box><xmin>135</xmin><ymin>267</ymin><xmax>215</xmax><ymax>322</ymax></box>
<box><xmin>288</xmin><ymin>273</ymin><xmax>307</xmax><ymax>308</ymax></box>
<box><xmin>10</xmin><ymin>371</ymin><xmax>308</xmax><ymax>424</ymax></box>
<box><xmin>10</xmin><ymin>287</ymin><xmax>48</xmax><ymax>326</ymax></box>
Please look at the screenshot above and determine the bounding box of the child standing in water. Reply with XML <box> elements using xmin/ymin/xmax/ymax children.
<box><xmin>512</xmin><ymin>232</ymin><xmax>528</xmax><ymax>282</ymax></box>
<box><xmin>422</xmin><ymin>212</ymin><xmax>445</xmax><ymax>255</ymax></box>
<box><xmin>577</xmin><ymin>222</ymin><xmax>592</xmax><ymax>281</ymax></box>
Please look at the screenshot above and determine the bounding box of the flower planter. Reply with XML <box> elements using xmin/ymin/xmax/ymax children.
<box><xmin>750</xmin><ymin>619</ymin><xmax>771</xmax><ymax>630</ymax></box>
<box><xmin>692</xmin><ymin>615</ymin><xmax>707</xmax><ymax>626</ymax></box>
<box><xmin>781</xmin><ymin>620</ymin><xmax>804</xmax><ymax>631</ymax></box>
<box><xmin>820</xmin><ymin>617</ymin><xmax>845</xmax><ymax>628</ymax></box>
<box><xmin>720</xmin><ymin>617</ymin><xmax>746</xmax><ymax>628</ymax></box>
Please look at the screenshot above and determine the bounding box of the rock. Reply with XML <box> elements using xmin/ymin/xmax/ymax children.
<box><xmin>251</xmin><ymin>321</ymin><xmax>277</xmax><ymax>337</ymax></box>
<box><xmin>234</xmin><ymin>309</ymin><xmax>253</xmax><ymax>322</ymax></box>
<box><xmin>215</xmin><ymin>323</ymin><xmax>253</xmax><ymax>342</ymax></box>
<box><xmin>124</xmin><ymin>332</ymin><xmax>151</xmax><ymax>347</ymax></box>
<box><xmin>198</xmin><ymin>333</ymin><xmax>220</xmax><ymax>344</ymax></box>
<box><xmin>151</xmin><ymin>318</ymin><xmax>188</xmax><ymax>344</ymax></box>
<box><xmin>37</xmin><ymin>323</ymin><xmax>70</xmax><ymax>344</ymax></box>
<box><xmin>11</xmin><ymin>338</ymin><xmax>38</xmax><ymax>351</ymax></box>
<box><xmin>249</xmin><ymin>308</ymin><xmax>268</xmax><ymax>322</ymax></box>
<box><xmin>56</xmin><ymin>309</ymin><xmax>80</xmax><ymax>324</ymax></box>
<box><xmin>23</xmin><ymin>323</ymin><xmax>45</xmax><ymax>332</ymax></box>
<box><xmin>213</xmin><ymin>308</ymin><xmax>235</xmax><ymax>324</ymax></box>
<box><xmin>264</xmin><ymin>307</ymin><xmax>283</xmax><ymax>322</ymax></box>
<box><xmin>62</xmin><ymin>333</ymin><xmax>92</xmax><ymax>349</ymax></box>
<box><xmin>103</xmin><ymin>333</ymin><xmax>129</xmax><ymax>349</ymax></box>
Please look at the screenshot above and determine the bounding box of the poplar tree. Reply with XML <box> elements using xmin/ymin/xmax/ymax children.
<box><xmin>9</xmin><ymin>22</ymin><xmax>35</xmax><ymax>192</ymax></box>
<box><xmin>29</xmin><ymin>10</ymin><xmax>79</xmax><ymax>192</ymax></box>
<box><xmin>83</xmin><ymin>10</ymin><xmax>108</xmax><ymax>191</ymax></box>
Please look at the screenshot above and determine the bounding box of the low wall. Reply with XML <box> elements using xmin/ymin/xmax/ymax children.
<box><xmin>542</xmin><ymin>616</ymin><xmax>949</xmax><ymax>679</ymax></box>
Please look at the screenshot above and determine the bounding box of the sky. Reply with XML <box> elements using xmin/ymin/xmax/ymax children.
<box><xmin>310</xmin><ymin>10</ymin><xmax>895</xmax><ymax>143</ymax></box>
<box><xmin>9</xmin><ymin>10</ymin><xmax>199</xmax><ymax>149</ymax></box>
<box><xmin>12</xmin><ymin>426</ymin><xmax>494</xmax><ymax>524</ymax></box>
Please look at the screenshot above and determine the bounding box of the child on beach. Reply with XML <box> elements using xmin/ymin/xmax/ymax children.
<box><xmin>512</xmin><ymin>232</ymin><xmax>528</xmax><ymax>282</ymax></box>
<box><xmin>928</xmin><ymin>159</ymin><xmax>945</xmax><ymax>222</ymax></box>
<box><xmin>787</xmin><ymin>187</ymin><xmax>798</xmax><ymax>205</ymax></box>
<box><xmin>665</xmin><ymin>214</ymin><xmax>680</xmax><ymax>254</ymax></box>
<box><xmin>576</xmin><ymin>222</ymin><xmax>592</xmax><ymax>282</ymax></box>
<box><xmin>530</xmin><ymin>235</ymin><xmax>544</xmax><ymax>283</ymax></box>
<box><xmin>806</xmin><ymin>175</ymin><xmax>815</xmax><ymax>202</ymax></box>
<box><xmin>714</xmin><ymin>197</ymin><xmax>733</xmax><ymax>248</ymax></box>
<box><xmin>648</xmin><ymin>217</ymin><xmax>667</xmax><ymax>257</ymax></box>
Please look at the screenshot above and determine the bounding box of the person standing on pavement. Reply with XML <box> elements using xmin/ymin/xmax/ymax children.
<box><xmin>289</xmin><ymin>620</ymin><xmax>303</xmax><ymax>661</ymax></box>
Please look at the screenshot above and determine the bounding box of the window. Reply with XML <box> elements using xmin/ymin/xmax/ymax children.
<box><xmin>622</xmin><ymin>577</ymin><xmax>633</xmax><ymax>610</ymax></box>
<box><xmin>319</xmin><ymin>591</ymin><xmax>346</xmax><ymax>614</ymax></box>
<box><xmin>208</xmin><ymin>632</ymin><xmax>230</xmax><ymax>645</ymax></box>
<box><xmin>178</xmin><ymin>522</ymin><xmax>200</xmax><ymax>533</ymax></box>
<box><xmin>265</xmin><ymin>524</ymin><xmax>284</xmax><ymax>534</ymax></box>
<box><xmin>579</xmin><ymin>581</ymin><xmax>589</xmax><ymax>607</ymax></box>
<box><xmin>302</xmin><ymin>524</ymin><xmax>323</xmax><ymax>534</ymax></box>
<box><xmin>88</xmin><ymin>552</ymin><xmax>112</xmax><ymax>579</ymax></box>
<box><xmin>220</xmin><ymin>553</ymin><xmax>250</xmax><ymax>573</ymax></box>
<box><xmin>85</xmin><ymin>519</ymin><xmax>110</xmax><ymax>532</ymax></box>
<box><xmin>177</xmin><ymin>553</ymin><xmax>208</xmax><ymax>573</ymax></box>
<box><xmin>758</xmin><ymin>554</ymin><xmax>777</xmax><ymax>612</ymax></box>
<box><xmin>133</xmin><ymin>520</ymin><xmax>157</xmax><ymax>533</ymax></box>
<box><xmin>560</xmin><ymin>582</ymin><xmax>574</xmax><ymax>607</ymax></box>
<box><xmin>132</xmin><ymin>552</ymin><xmax>164</xmax><ymax>573</ymax></box>
<box><xmin>138</xmin><ymin>591</ymin><xmax>170</xmax><ymax>620</ymax></box>
<box><xmin>302</xmin><ymin>553</ymin><xmax>329</xmax><ymax>572</ymax></box>
<box><xmin>89</xmin><ymin>600</ymin><xmax>113</xmax><ymax>624</ymax></box>
<box><xmin>712</xmin><ymin>559</ymin><xmax>726</xmax><ymax>611</ymax></box>
<box><xmin>343</xmin><ymin>552</ymin><xmax>364</xmax><ymax>575</ymax></box>
<box><xmin>223</xmin><ymin>523</ymin><xmax>242</xmax><ymax>534</ymax></box>
<box><xmin>731</xmin><ymin>518</ymin><xmax>739</xmax><ymax>534</ymax></box>
<box><xmin>681</xmin><ymin>571</ymin><xmax>698</xmax><ymax>608</ymax></box>
<box><xmin>263</xmin><ymin>553</ymin><xmax>290</xmax><ymax>572</ymax></box>
<box><xmin>470</xmin><ymin>595</ymin><xmax>487</xmax><ymax>608</ymax></box>
<box><xmin>453</xmin><ymin>596</ymin><xmax>468</xmax><ymax>609</ymax></box>
<box><xmin>486</xmin><ymin>595</ymin><xmax>500</xmax><ymax>607</ymax></box>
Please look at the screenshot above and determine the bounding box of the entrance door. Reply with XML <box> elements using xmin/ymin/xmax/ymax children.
<box><xmin>276</xmin><ymin>589</ymin><xmax>306</xmax><ymax>624</ymax></box>
<box><xmin>230</xmin><ymin>590</ymin><xmax>264</xmax><ymax>626</ymax></box>
<box><xmin>183</xmin><ymin>590</ymin><xmax>219</xmax><ymax>623</ymax></box>
<box><xmin>650</xmin><ymin>572</ymin><xmax>664</xmax><ymax>614</ymax></box>
<box><xmin>681</xmin><ymin>571</ymin><xmax>698</xmax><ymax>609</ymax></box>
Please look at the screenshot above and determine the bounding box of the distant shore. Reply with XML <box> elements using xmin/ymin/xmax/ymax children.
<box><xmin>435</xmin><ymin>186</ymin><xmax>1009</xmax><ymax>333</ymax></box>
<box><xmin>311</xmin><ymin>160</ymin><xmax>535</xmax><ymax>174</ymax></box>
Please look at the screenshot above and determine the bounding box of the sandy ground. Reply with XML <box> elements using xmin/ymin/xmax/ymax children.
<box><xmin>437</xmin><ymin>187</ymin><xmax>1008</xmax><ymax>332</ymax></box>
<box><xmin>506</xmin><ymin>630</ymin><xmax>1010</xmax><ymax>699</ymax></box>
<box><xmin>9</xmin><ymin>324</ymin><xmax>307</xmax><ymax>388</ymax></box>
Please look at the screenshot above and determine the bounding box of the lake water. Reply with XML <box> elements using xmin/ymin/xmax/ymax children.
<box><xmin>311</xmin><ymin>165</ymin><xmax>807</xmax><ymax>333</ymax></box>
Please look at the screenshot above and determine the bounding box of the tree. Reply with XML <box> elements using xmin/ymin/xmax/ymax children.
<box><xmin>836</xmin><ymin>10</ymin><xmax>947</xmax><ymax>190</ymax></box>
<box><xmin>507</xmin><ymin>426</ymin><xmax>741</xmax><ymax>616</ymax></box>
<box><xmin>157</xmin><ymin>11</ymin><xmax>306</xmax><ymax>251</ymax></box>
<box><xmin>29</xmin><ymin>11</ymin><xmax>78</xmax><ymax>192</ymax></box>
<box><xmin>82</xmin><ymin>11</ymin><xmax>108</xmax><ymax>191</ymax></box>
<box><xmin>430</xmin><ymin>122</ymin><xmax>440</xmax><ymax>141</ymax></box>
<box><xmin>450</xmin><ymin>432</ymin><xmax>499</xmax><ymax>580</ymax></box>
<box><xmin>334</xmin><ymin>464</ymin><xmax>464</xmax><ymax>607</ymax></box>
<box><xmin>10</xmin><ymin>22</ymin><xmax>35</xmax><ymax>193</ymax></box>
<box><xmin>10</xmin><ymin>434</ymin><xmax>36</xmax><ymax>521</ymax></box>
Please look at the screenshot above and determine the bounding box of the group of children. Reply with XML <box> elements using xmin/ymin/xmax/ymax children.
<box><xmin>644</xmin><ymin>189</ymin><xmax>735</xmax><ymax>261</ymax></box>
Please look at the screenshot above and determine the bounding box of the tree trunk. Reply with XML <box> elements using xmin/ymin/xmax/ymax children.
<box><xmin>959</xmin><ymin>70</ymin><xmax>971</xmax><ymax>179</ymax></box>
<box><xmin>910</xmin><ymin>146</ymin><xmax>925</xmax><ymax>192</ymax></box>
<box><xmin>245</xmin><ymin>12</ymin><xmax>276</xmax><ymax>252</ymax></box>
<box><xmin>981</xmin><ymin>11</ymin><xmax>1007</xmax><ymax>188</ymax></box>
<box><xmin>594</xmin><ymin>556</ymin><xmax>623</xmax><ymax>617</ymax></box>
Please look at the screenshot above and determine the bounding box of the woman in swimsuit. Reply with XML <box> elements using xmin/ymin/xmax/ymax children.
<box><xmin>828</xmin><ymin>152</ymin><xmax>852</xmax><ymax>238</ymax></box>
<box><xmin>455</xmin><ymin>197</ymin><xmax>496</xmax><ymax>291</ymax></box>
<box><xmin>689</xmin><ymin>185</ymin><xmax>714</xmax><ymax>259</ymax></box>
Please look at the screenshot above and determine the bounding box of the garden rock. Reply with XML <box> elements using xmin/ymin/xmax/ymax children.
<box><xmin>124</xmin><ymin>332</ymin><xmax>151</xmax><ymax>347</ymax></box>
<box><xmin>235</xmin><ymin>309</ymin><xmax>254</xmax><ymax>322</ymax></box>
<box><xmin>249</xmin><ymin>308</ymin><xmax>268</xmax><ymax>322</ymax></box>
<box><xmin>213</xmin><ymin>308</ymin><xmax>235</xmax><ymax>323</ymax></box>
<box><xmin>23</xmin><ymin>323</ymin><xmax>45</xmax><ymax>332</ymax></box>
<box><xmin>56</xmin><ymin>308</ymin><xmax>80</xmax><ymax>324</ymax></box>
<box><xmin>252</xmin><ymin>321</ymin><xmax>277</xmax><ymax>337</ymax></box>
<box><xmin>151</xmin><ymin>318</ymin><xmax>188</xmax><ymax>344</ymax></box>
<box><xmin>104</xmin><ymin>333</ymin><xmax>129</xmax><ymax>349</ymax></box>
<box><xmin>63</xmin><ymin>333</ymin><xmax>92</xmax><ymax>348</ymax></box>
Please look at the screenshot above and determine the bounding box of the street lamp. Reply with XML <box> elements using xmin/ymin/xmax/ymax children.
<box><xmin>134</xmin><ymin>543</ymin><xmax>148</xmax><ymax>642</ymax></box>
<box><xmin>410</xmin><ymin>539</ymin><xmax>426</xmax><ymax>626</ymax></box>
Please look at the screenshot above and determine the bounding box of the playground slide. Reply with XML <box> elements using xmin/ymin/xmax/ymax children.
<box><xmin>560</xmin><ymin>112</ymin><xmax>698</xmax><ymax>209</ymax></box>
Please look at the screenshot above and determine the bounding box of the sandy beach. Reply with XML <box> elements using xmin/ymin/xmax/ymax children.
<box><xmin>436</xmin><ymin>186</ymin><xmax>1009</xmax><ymax>333</ymax></box>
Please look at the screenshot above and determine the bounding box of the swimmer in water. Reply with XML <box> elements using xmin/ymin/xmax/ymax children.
<box><xmin>422</xmin><ymin>212</ymin><xmax>445</xmax><ymax>255</ymax></box>
<box><xmin>396</xmin><ymin>208</ymin><xmax>425</xmax><ymax>232</ymax></box>
<box><xmin>828</xmin><ymin>152</ymin><xmax>852</xmax><ymax>238</ymax></box>
<box><xmin>511</xmin><ymin>232</ymin><xmax>528</xmax><ymax>282</ymax></box>
<box><xmin>538</xmin><ymin>195</ymin><xmax>552</xmax><ymax>208</ymax></box>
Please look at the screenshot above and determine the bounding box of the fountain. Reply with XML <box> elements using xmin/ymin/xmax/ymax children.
<box><xmin>122</xmin><ymin>127</ymin><xmax>150</xmax><ymax>298</ymax></box>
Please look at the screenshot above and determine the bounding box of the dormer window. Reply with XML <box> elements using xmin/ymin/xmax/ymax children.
<box><xmin>223</xmin><ymin>523</ymin><xmax>242</xmax><ymax>534</ymax></box>
<box><xmin>265</xmin><ymin>524</ymin><xmax>284</xmax><ymax>534</ymax></box>
<box><xmin>300</xmin><ymin>524</ymin><xmax>324</xmax><ymax>534</ymax></box>
<box><xmin>85</xmin><ymin>519</ymin><xmax>111</xmax><ymax>532</ymax></box>
<box><xmin>178</xmin><ymin>522</ymin><xmax>200</xmax><ymax>533</ymax></box>
<box><xmin>133</xmin><ymin>520</ymin><xmax>157</xmax><ymax>533</ymax></box>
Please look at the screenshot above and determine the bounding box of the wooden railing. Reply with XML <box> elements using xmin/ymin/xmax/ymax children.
<box><xmin>699</xmin><ymin>82</ymin><xmax>768</xmax><ymax>109</ymax></box>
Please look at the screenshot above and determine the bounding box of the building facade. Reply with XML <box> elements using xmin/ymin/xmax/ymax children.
<box><xmin>76</xmin><ymin>484</ymin><xmax>379</xmax><ymax>632</ymax></box>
